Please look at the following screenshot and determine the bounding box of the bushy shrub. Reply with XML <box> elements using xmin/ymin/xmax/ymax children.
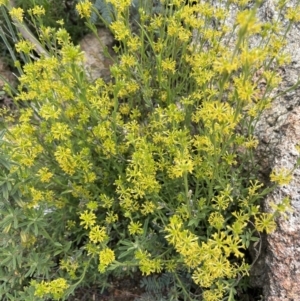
<box><xmin>0</xmin><ymin>0</ymin><xmax>299</xmax><ymax>300</ymax></box>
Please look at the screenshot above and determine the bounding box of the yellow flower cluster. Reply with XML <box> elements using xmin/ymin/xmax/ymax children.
<box><xmin>60</xmin><ymin>258</ymin><xmax>79</xmax><ymax>279</ymax></box>
<box><xmin>135</xmin><ymin>249</ymin><xmax>162</xmax><ymax>275</ymax></box>
<box><xmin>89</xmin><ymin>225</ymin><xmax>108</xmax><ymax>243</ymax></box>
<box><xmin>76</xmin><ymin>0</ymin><xmax>92</xmax><ymax>18</ymax></box>
<box><xmin>107</xmin><ymin>0</ymin><xmax>131</xmax><ymax>14</ymax></box>
<box><xmin>236</xmin><ymin>9</ymin><xmax>262</xmax><ymax>35</ymax></box>
<box><xmin>31</xmin><ymin>278</ymin><xmax>69</xmax><ymax>300</ymax></box>
<box><xmin>270</xmin><ymin>167</ymin><xmax>293</xmax><ymax>186</ymax></box>
<box><xmin>37</xmin><ymin>167</ymin><xmax>53</xmax><ymax>183</ymax></box>
<box><xmin>15</xmin><ymin>40</ymin><xmax>35</xmax><ymax>54</ymax></box>
<box><xmin>192</xmin><ymin>101</ymin><xmax>240</xmax><ymax>135</ymax></box>
<box><xmin>98</xmin><ymin>248</ymin><xmax>115</xmax><ymax>273</ymax></box>
<box><xmin>9</xmin><ymin>7</ymin><xmax>24</xmax><ymax>22</ymax></box>
<box><xmin>128</xmin><ymin>220</ymin><xmax>143</xmax><ymax>235</ymax></box>
<box><xmin>285</xmin><ymin>6</ymin><xmax>300</xmax><ymax>22</ymax></box>
<box><xmin>80</xmin><ymin>210</ymin><xmax>96</xmax><ymax>229</ymax></box>
<box><xmin>110</xmin><ymin>20</ymin><xmax>130</xmax><ymax>41</ymax></box>
<box><xmin>28</xmin><ymin>5</ymin><xmax>45</xmax><ymax>16</ymax></box>
<box><xmin>165</xmin><ymin>215</ymin><xmax>248</xmax><ymax>294</ymax></box>
<box><xmin>9</xmin><ymin>123</ymin><xmax>43</xmax><ymax>168</ymax></box>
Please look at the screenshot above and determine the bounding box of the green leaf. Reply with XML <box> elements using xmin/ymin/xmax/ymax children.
<box><xmin>0</xmin><ymin>156</ymin><xmax>10</xmax><ymax>170</ymax></box>
<box><xmin>187</xmin><ymin>218</ymin><xmax>200</xmax><ymax>227</ymax></box>
<box><xmin>60</xmin><ymin>189</ymin><xmax>73</xmax><ymax>195</ymax></box>
<box><xmin>24</xmin><ymin>263</ymin><xmax>38</xmax><ymax>278</ymax></box>
<box><xmin>0</xmin><ymin>129</ymin><xmax>6</xmax><ymax>140</ymax></box>
<box><xmin>2</xmin><ymin>184</ymin><xmax>8</xmax><ymax>200</ymax></box>
<box><xmin>118</xmin><ymin>249</ymin><xmax>134</xmax><ymax>259</ymax></box>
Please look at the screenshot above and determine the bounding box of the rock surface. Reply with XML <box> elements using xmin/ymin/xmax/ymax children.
<box><xmin>257</xmin><ymin>107</ymin><xmax>300</xmax><ymax>301</ymax></box>
<box><xmin>79</xmin><ymin>28</ymin><xmax>115</xmax><ymax>82</ymax></box>
<box><xmin>205</xmin><ymin>0</ymin><xmax>300</xmax><ymax>299</ymax></box>
<box><xmin>252</xmin><ymin>1</ymin><xmax>300</xmax><ymax>300</ymax></box>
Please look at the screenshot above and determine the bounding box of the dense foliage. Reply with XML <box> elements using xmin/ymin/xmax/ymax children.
<box><xmin>0</xmin><ymin>0</ymin><xmax>299</xmax><ymax>300</ymax></box>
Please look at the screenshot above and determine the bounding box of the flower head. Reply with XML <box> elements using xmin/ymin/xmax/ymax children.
<box><xmin>9</xmin><ymin>7</ymin><xmax>24</xmax><ymax>22</ymax></box>
<box><xmin>270</xmin><ymin>168</ymin><xmax>293</xmax><ymax>186</ymax></box>
<box><xmin>28</xmin><ymin>5</ymin><xmax>45</xmax><ymax>16</ymax></box>
<box><xmin>89</xmin><ymin>225</ymin><xmax>108</xmax><ymax>243</ymax></box>
<box><xmin>98</xmin><ymin>248</ymin><xmax>115</xmax><ymax>273</ymax></box>
<box><xmin>76</xmin><ymin>0</ymin><xmax>92</xmax><ymax>18</ymax></box>
<box><xmin>79</xmin><ymin>210</ymin><xmax>96</xmax><ymax>229</ymax></box>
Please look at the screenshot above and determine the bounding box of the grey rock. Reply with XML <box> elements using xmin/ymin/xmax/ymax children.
<box><xmin>252</xmin><ymin>1</ymin><xmax>300</xmax><ymax>299</ymax></box>
<box><xmin>255</xmin><ymin>106</ymin><xmax>300</xmax><ymax>301</ymax></box>
<box><xmin>205</xmin><ymin>0</ymin><xmax>300</xmax><ymax>299</ymax></box>
<box><xmin>79</xmin><ymin>28</ymin><xmax>115</xmax><ymax>82</ymax></box>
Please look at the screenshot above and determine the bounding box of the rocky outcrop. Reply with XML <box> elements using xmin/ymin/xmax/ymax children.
<box><xmin>257</xmin><ymin>107</ymin><xmax>300</xmax><ymax>300</ymax></box>
<box><xmin>252</xmin><ymin>1</ymin><xmax>300</xmax><ymax>299</ymax></box>
<box><xmin>203</xmin><ymin>0</ymin><xmax>300</xmax><ymax>298</ymax></box>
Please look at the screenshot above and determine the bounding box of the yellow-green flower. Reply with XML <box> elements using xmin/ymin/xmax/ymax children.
<box><xmin>9</xmin><ymin>7</ymin><xmax>24</xmax><ymax>22</ymax></box>
<box><xmin>76</xmin><ymin>0</ymin><xmax>92</xmax><ymax>18</ymax></box>
<box><xmin>120</xmin><ymin>54</ymin><xmax>136</xmax><ymax>67</ymax></box>
<box><xmin>98</xmin><ymin>248</ymin><xmax>115</xmax><ymax>273</ymax></box>
<box><xmin>89</xmin><ymin>225</ymin><xmax>108</xmax><ymax>243</ymax></box>
<box><xmin>37</xmin><ymin>167</ymin><xmax>53</xmax><ymax>183</ymax></box>
<box><xmin>56</xmin><ymin>28</ymin><xmax>71</xmax><ymax>45</ymax></box>
<box><xmin>128</xmin><ymin>221</ymin><xmax>143</xmax><ymax>235</ymax></box>
<box><xmin>285</xmin><ymin>6</ymin><xmax>300</xmax><ymax>22</ymax></box>
<box><xmin>141</xmin><ymin>201</ymin><xmax>156</xmax><ymax>215</ymax></box>
<box><xmin>255</xmin><ymin>213</ymin><xmax>276</xmax><ymax>234</ymax></box>
<box><xmin>110</xmin><ymin>20</ymin><xmax>130</xmax><ymax>41</ymax></box>
<box><xmin>107</xmin><ymin>0</ymin><xmax>131</xmax><ymax>13</ymax></box>
<box><xmin>270</xmin><ymin>168</ymin><xmax>293</xmax><ymax>186</ymax></box>
<box><xmin>15</xmin><ymin>40</ymin><xmax>35</xmax><ymax>54</ymax></box>
<box><xmin>79</xmin><ymin>210</ymin><xmax>96</xmax><ymax>229</ymax></box>
<box><xmin>139</xmin><ymin>258</ymin><xmax>162</xmax><ymax>275</ymax></box>
<box><xmin>161</xmin><ymin>58</ymin><xmax>176</xmax><ymax>74</ymax></box>
<box><xmin>32</xmin><ymin>278</ymin><xmax>69</xmax><ymax>300</ymax></box>
<box><xmin>28</xmin><ymin>5</ymin><xmax>45</xmax><ymax>16</ymax></box>
<box><xmin>54</xmin><ymin>146</ymin><xmax>77</xmax><ymax>175</ymax></box>
<box><xmin>202</xmin><ymin>288</ymin><xmax>224</xmax><ymax>301</ymax></box>
<box><xmin>86</xmin><ymin>201</ymin><xmax>98</xmax><ymax>211</ymax></box>
<box><xmin>236</xmin><ymin>9</ymin><xmax>261</xmax><ymax>35</ymax></box>
<box><xmin>105</xmin><ymin>211</ymin><xmax>119</xmax><ymax>224</ymax></box>
<box><xmin>126</xmin><ymin>35</ymin><xmax>141</xmax><ymax>52</ymax></box>
<box><xmin>66</xmin><ymin>220</ymin><xmax>76</xmax><ymax>230</ymax></box>
<box><xmin>100</xmin><ymin>194</ymin><xmax>114</xmax><ymax>209</ymax></box>
<box><xmin>47</xmin><ymin>278</ymin><xmax>69</xmax><ymax>300</ymax></box>
<box><xmin>165</xmin><ymin>260</ymin><xmax>177</xmax><ymax>272</ymax></box>
<box><xmin>169</xmin><ymin>156</ymin><xmax>194</xmax><ymax>178</ymax></box>
<box><xmin>60</xmin><ymin>45</ymin><xmax>84</xmax><ymax>63</ymax></box>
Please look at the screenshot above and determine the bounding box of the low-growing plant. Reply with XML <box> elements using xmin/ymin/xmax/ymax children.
<box><xmin>0</xmin><ymin>0</ymin><xmax>299</xmax><ymax>300</ymax></box>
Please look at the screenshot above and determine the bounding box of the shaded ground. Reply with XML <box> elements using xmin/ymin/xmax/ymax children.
<box><xmin>66</xmin><ymin>272</ymin><xmax>264</xmax><ymax>301</ymax></box>
<box><xmin>68</xmin><ymin>275</ymin><xmax>144</xmax><ymax>301</ymax></box>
